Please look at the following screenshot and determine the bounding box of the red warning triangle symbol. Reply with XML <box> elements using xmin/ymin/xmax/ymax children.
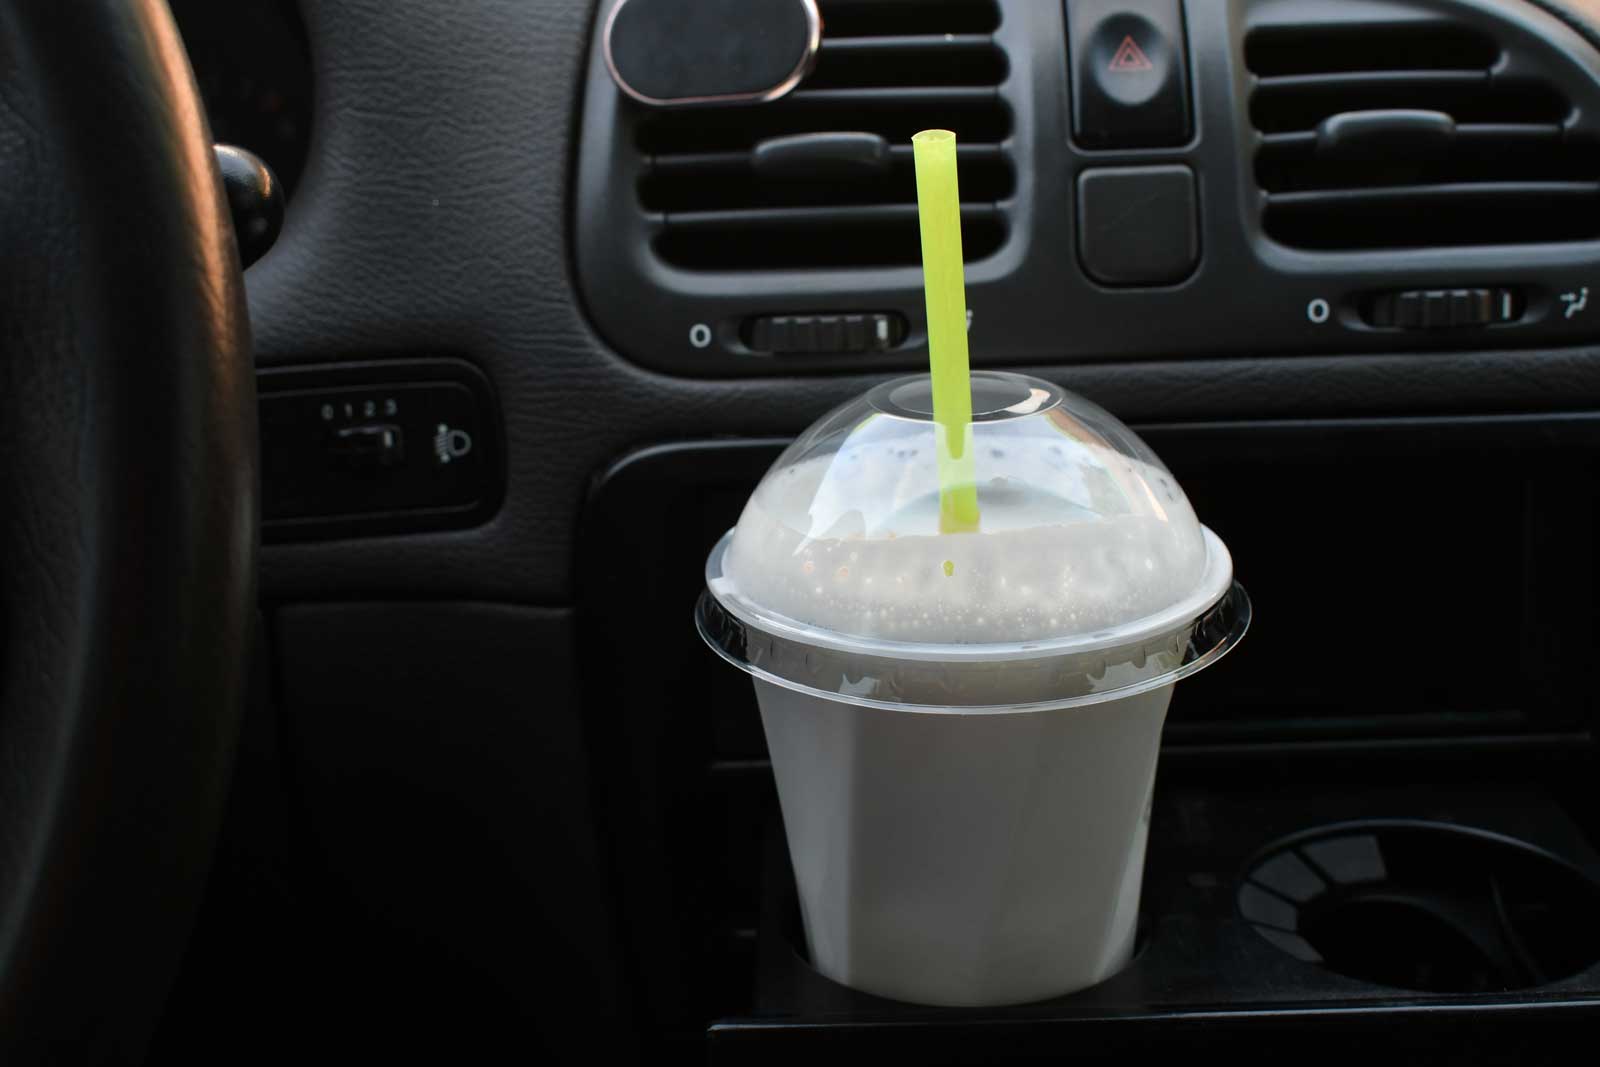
<box><xmin>1108</xmin><ymin>35</ymin><xmax>1155</xmax><ymax>73</ymax></box>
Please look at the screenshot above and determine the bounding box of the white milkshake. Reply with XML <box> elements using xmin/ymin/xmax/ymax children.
<box><xmin>726</xmin><ymin>447</ymin><xmax>1206</xmax><ymax>645</ymax></box>
<box><xmin>697</xmin><ymin>372</ymin><xmax>1248</xmax><ymax>1005</ymax></box>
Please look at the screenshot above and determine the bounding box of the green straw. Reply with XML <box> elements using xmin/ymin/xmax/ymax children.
<box><xmin>912</xmin><ymin>129</ymin><xmax>981</xmax><ymax>535</ymax></box>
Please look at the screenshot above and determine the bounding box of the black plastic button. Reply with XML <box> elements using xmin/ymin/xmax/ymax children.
<box><xmin>843</xmin><ymin>316</ymin><xmax>869</xmax><ymax>352</ymax></box>
<box><xmin>331</xmin><ymin>424</ymin><xmax>405</xmax><ymax>470</ymax></box>
<box><xmin>261</xmin><ymin>380</ymin><xmax>491</xmax><ymax>528</ymax></box>
<box><xmin>1451</xmin><ymin>288</ymin><xmax>1492</xmax><ymax>327</ymax></box>
<box><xmin>1422</xmin><ymin>290</ymin><xmax>1451</xmax><ymax>328</ymax></box>
<box><xmin>1068</xmin><ymin>0</ymin><xmax>1192</xmax><ymax>149</ymax></box>
<box><xmin>1077</xmin><ymin>165</ymin><xmax>1198</xmax><ymax>286</ymax></box>
<box><xmin>815</xmin><ymin>316</ymin><xmax>843</xmax><ymax>353</ymax></box>
<box><xmin>1396</xmin><ymin>291</ymin><xmax>1423</xmax><ymax>328</ymax></box>
<box><xmin>746</xmin><ymin>312</ymin><xmax>907</xmax><ymax>354</ymax></box>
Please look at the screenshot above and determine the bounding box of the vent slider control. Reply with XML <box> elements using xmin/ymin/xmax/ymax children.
<box><xmin>752</xmin><ymin>132</ymin><xmax>891</xmax><ymax>178</ymax></box>
<box><xmin>746</xmin><ymin>312</ymin><xmax>908</xmax><ymax>354</ymax></box>
<box><xmin>1365</xmin><ymin>287</ymin><xmax>1521</xmax><ymax>329</ymax></box>
<box><xmin>1316</xmin><ymin>110</ymin><xmax>1456</xmax><ymax>157</ymax></box>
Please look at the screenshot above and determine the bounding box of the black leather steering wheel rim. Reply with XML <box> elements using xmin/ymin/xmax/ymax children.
<box><xmin>0</xmin><ymin>2</ymin><xmax>256</xmax><ymax>1061</ymax></box>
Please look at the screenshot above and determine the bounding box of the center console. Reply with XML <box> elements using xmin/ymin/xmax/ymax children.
<box><xmin>570</xmin><ymin>1</ymin><xmax>1600</xmax><ymax>1060</ymax></box>
<box><xmin>577</xmin><ymin>413</ymin><xmax>1600</xmax><ymax>1063</ymax></box>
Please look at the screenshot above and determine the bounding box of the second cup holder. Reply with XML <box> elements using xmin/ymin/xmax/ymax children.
<box><xmin>1239</xmin><ymin>821</ymin><xmax>1600</xmax><ymax>993</ymax></box>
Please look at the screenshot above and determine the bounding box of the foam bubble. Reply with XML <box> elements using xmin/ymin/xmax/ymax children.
<box><xmin>725</xmin><ymin>443</ymin><xmax>1207</xmax><ymax>644</ymax></box>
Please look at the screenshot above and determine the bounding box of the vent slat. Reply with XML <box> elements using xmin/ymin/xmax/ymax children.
<box><xmin>817</xmin><ymin>0</ymin><xmax>1001</xmax><ymax>38</ymax></box>
<box><xmin>1256</xmin><ymin>122</ymin><xmax>1570</xmax><ymax>157</ymax></box>
<box><xmin>820</xmin><ymin>33</ymin><xmax>994</xmax><ymax>54</ymax></box>
<box><xmin>1256</xmin><ymin>125</ymin><xmax>1590</xmax><ymax>193</ymax></box>
<box><xmin>665</xmin><ymin>203</ymin><xmax>1002</xmax><ymax>229</ymax></box>
<box><xmin>637</xmin><ymin>0</ymin><xmax>1012</xmax><ymax>270</ymax></box>
<box><xmin>649</xmin><ymin>144</ymin><xmax>1007</xmax><ymax>173</ymax></box>
<box><xmin>1255</xmin><ymin>70</ymin><xmax>1487</xmax><ymax>93</ymax></box>
<box><xmin>655</xmin><ymin>204</ymin><xmax>1006</xmax><ymax>269</ymax></box>
<box><xmin>1258</xmin><ymin>131</ymin><xmax>1316</xmax><ymax>149</ymax></box>
<box><xmin>807</xmin><ymin>35</ymin><xmax>1008</xmax><ymax>89</ymax></box>
<box><xmin>1246</xmin><ymin>22</ymin><xmax>1499</xmax><ymax>76</ymax></box>
<box><xmin>1246</xmin><ymin>22</ymin><xmax>1588</xmax><ymax>250</ymax></box>
<box><xmin>1454</xmin><ymin>122</ymin><xmax>1566</xmax><ymax>141</ymax></box>
<box><xmin>1268</xmin><ymin>181</ymin><xmax>1600</xmax><ymax>210</ymax></box>
<box><xmin>638</xmin><ymin>98</ymin><xmax>1010</xmax><ymax>153</ymax></box>
<box><xmin>641</xmin><ymin>148</ymin><xmax>1014</xmax><ymax>212</ymax></box>
<box><xmin>1251</xmin><ymin>76</ymin><xmax>1566</xmax><ymax>132</ymax></box>
<box><xmin>786</xmin><ymin>86</ymin><xmax>1001</xmax><ymax>106</ymax></box>
<box><xmin>1264</xmin><ymin>184</ymin><xmax>1600</xmax><ymax>250</ymax></box>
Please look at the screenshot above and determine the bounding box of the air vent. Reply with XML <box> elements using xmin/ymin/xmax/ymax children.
<box><xmin>1246</xmin><ymin>23</ymin><xmax>1600</xmax><ymax>251</ymax></box>
<box><xmin>636</xmin><ymin>0</ymin><xmax>1014</xmax><ymax>270</ymax></box>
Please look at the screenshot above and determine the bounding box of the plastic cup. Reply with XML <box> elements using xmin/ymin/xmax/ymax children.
<box><xmin>697</xmin><ymin>371</ymin><xmax>1249</xmax><ymax>1006</ymax></box>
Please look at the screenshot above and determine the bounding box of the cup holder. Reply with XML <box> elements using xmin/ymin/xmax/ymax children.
<box><xmin>1239</xmin><ymin>821</ymin><xmax>1600</xmax><ymax>993</ymax></box>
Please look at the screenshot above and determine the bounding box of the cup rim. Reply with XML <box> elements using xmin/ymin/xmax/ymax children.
<box><xmin>696</xmin><ymin>521</ymin><xmax>1251</xmax><ymax>714</ymax></box>
<box><xmin>695</xmin><ymin>580</ymin><xmax>1249</xmax><ymax>714</ymax></box>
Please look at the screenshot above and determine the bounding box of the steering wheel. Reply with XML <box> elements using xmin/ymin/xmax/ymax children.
<box><xmin>0</xmin><ymin>2</ymin><xmax>257</xmax><ymax>1061</ymax></box>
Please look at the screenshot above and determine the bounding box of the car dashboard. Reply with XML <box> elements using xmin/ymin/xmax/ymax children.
<box><xmin>157</xmin><ymin>2</ymin><xmax>1600</xmax><ymax>1063</ymax></box>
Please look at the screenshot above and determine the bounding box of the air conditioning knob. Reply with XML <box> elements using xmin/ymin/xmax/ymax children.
<box><xmin>603</xmin><ymin>0</ymin><xmax>821</xmax><ymax>107</ymax></box>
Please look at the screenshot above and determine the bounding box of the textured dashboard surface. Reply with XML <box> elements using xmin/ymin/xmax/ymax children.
<box><xmin>248</xmin><ymin>0</ymin><xmax>1600</xmax><ymax>606</ymax></box>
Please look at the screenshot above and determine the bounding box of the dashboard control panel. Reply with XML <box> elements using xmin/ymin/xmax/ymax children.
<box><xmin>259</xmin><ymin>361</ymin><xmax>502</xmax><ymax>542</ymax></box>
<box><xmin>574</xmin><ymin>0</ymin><xmax>1600</xmax><ymax>376</ymax></box>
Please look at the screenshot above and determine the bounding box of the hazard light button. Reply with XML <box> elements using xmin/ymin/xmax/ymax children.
<box><xmin>1068</xmin><ymin>0</ymin><xmax>1192</xmax><ymax>149</ymax></box>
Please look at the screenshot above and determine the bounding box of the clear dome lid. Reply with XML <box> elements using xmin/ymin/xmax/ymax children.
<box><xmin>697</xmin><ymin>371</ymin><xmax>1248</xmax><ymax>712</ymax></box>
